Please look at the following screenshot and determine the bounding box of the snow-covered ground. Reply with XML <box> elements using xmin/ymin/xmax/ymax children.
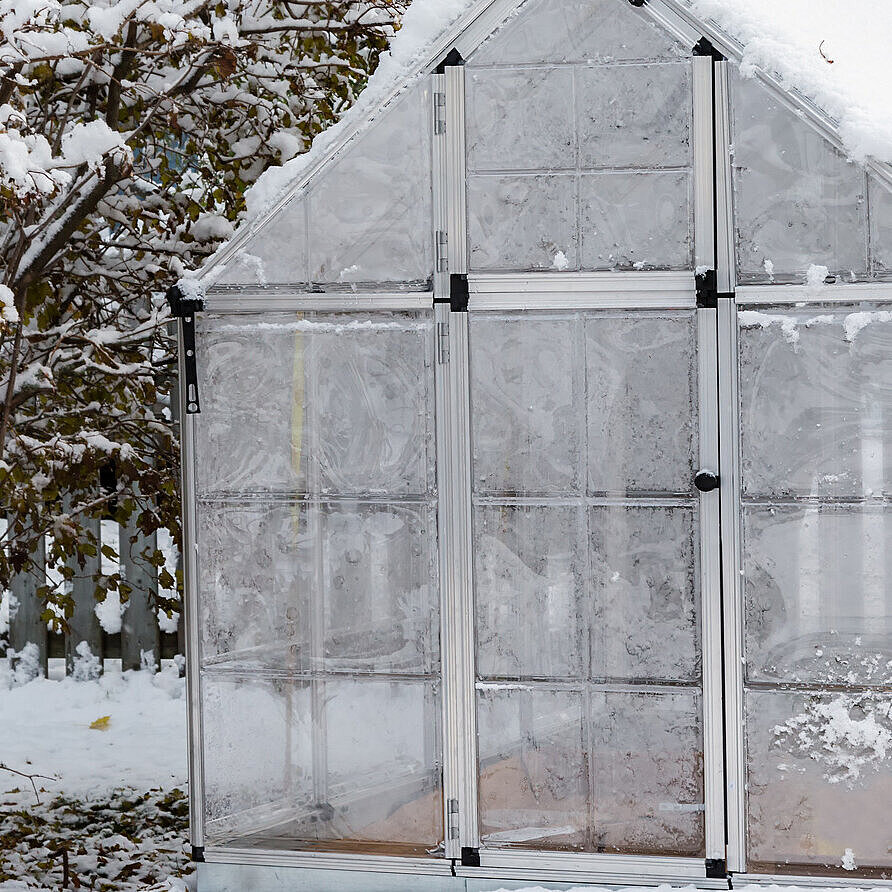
<box><xmin>0</xmin><ymin>660</ymin><xmax>192</xmax><ymax>890</ymax></box>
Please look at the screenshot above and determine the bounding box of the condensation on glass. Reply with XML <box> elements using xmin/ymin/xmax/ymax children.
<box><xmin>470</xmin><ymin>309</ymin><xmax>704</xmax><ymax>856</ymax></box>
<box><xmin>728</xmin><ymin>68</ymin><xmax>892</xmax><ymax>285</ymax></box>
<box><xmin>464</xmin><ymin>0</ymin><xmax>693</xmax><ymax>273</ymax></box>
<box><xmin>194</xmin><ymin>312</ymin><xmax>442</xmax><ymax>855</ymax></box>
<box><xmin>738</xmin><ymin>305</ymin><xmax>892</xmax><ymax>873</ymax></box>
<box><xmin>213</xmin><ymin>80</ymin><xmax>432</xmax><ymax>288</ymax></box>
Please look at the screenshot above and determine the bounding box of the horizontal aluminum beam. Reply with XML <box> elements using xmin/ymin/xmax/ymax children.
<box><xmin>736</xmin><ymin>282</ymin><xmax>892</xmax><ymax>305</ymax></box>
<box><xmin>203</xmin><ymin>291</ymin><xmax>433</xmax><ymax>313</ymax></box>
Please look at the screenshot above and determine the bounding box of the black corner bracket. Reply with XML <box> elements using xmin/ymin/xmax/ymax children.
<box><xmin>693</xmin><ymin>36</ymin><xmax>725</xmax><ymax>61</ymax></box>
<box><xmin>450</xmin><ymin>273</ymin><xmax>469</xmax><ymax>312</ymax></box>
<box><xmin>435</xmin><ymin>47</ymin><xmax>465</xmax><ymax>73</ymax></box>
<box><xmin>460</xmin><ymin>846</ymin><xmax>480</xmax><ymax>867</ymax></box>
<box><xmin>191</xmin><ymin>845</ymin><xmax>205</xmax><ymax>863</ymax></box>
<box><xmin>166</xmin><ymin>283</ymin><xmax>205</xmax><ymax>317</ymax></box>
<box><xmin>706</xmin><ymin>857</ymin><xmax>727</xmax><ymax>879</ymax></box>
<box><xmin>695</xmin><ymin>268</ymin><xmax>735</xmax><ymax>309</ymax></box>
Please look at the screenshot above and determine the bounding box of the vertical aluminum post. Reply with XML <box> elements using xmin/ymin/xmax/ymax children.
<box><xmin>178</xmin><ymin>319</ymin><xmax>205</xmax><ymax>851</ymax></box>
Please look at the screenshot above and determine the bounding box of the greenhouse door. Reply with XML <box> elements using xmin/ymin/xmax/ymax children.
<box><xmin>436</xmin><ymin>273</ymin><xmax>726</xmax><ymax>877</ymax></box>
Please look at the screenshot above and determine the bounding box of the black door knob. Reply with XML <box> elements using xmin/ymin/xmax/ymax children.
<box><xmin>694</xmin><ymin>470</ymin><xmax>720</xmax><ymax>492</ymax></box>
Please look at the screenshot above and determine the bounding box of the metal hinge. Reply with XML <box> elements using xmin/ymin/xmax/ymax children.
<box><xmin>434</xmin><ymin>92</ymin><xmax>446</xmax><ymax>135</ymax></box>
<box><xmin>436</xmin><ymin>230</ymin><xmax>448</xmax><ymax>272</ymax></box>
<box><xmin>437</xmin><ymin>321</ymin><xmax>450</xmax><ymax>365</ymax></box>
<box><xmin>447</xmin><ymin>798</ymin><xmax>459</xmax><ymax>839</ymax></box>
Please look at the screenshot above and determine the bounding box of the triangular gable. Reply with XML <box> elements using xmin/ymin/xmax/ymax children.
<box><xmin>201</xmin><ymin>0</ymin><xmax>892</xmax><ymax>288</ymax></box>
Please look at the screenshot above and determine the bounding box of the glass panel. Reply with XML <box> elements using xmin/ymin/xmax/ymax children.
<box><xmin>467</xmin><ymin>174</ymin><xmax>578</xmax><ymax>272</ymax></box>
<box><xmin>738</xmin><ymin>306</ymin><xmax>892</xmax><ymax>499</ymax></box>
<box><xmin>465</xmin><ymin>0</ymin><xmax>693</xmax><ymax>274</ymax></box>
<box><xmin>586</xmin><ymin>312</ymin><xmax>697</xmax><ymax>493</ymax></box>
<box><xmin>468</xmin><ymin>0</ymin><xmax>685</xmax><ymax>66</ymax></box>
<box><xmin>731</xmin><ymin>69</ymin><xmax>868</xmax><ymax>284</ymax></box>
<box><xmin>589</xmin><ymin>506</ymin><xmax>699</xmax><ymax>683</ymax></box>
<box><xmin>576</xmin><ymin>63</ymin><xmax>691</xmax><ymax>169</ymax></box>
<box><xmin>466</xmin><ymin>68</ymin><xmax>575</xmax><ymax>172</ymax></box>
<box><xmin>214</xmin><ymin>193</ymin><xmax>308</xmax><ymax>287</ymax></box>
<box><xmin>306</xmin><ymin>82</ymin><xmax>432</xmax><ymax>285</ymax></box>
<box><xmin>745</xmin><ymin>689</ymin><xmax>892</xmax><ymax>872</ymax></box>
<box><xmin>322</xmin><ymin>502</ymin><xmax>438</xmax><ymax>675</ymax></box>
<box><xmin>198</xmin><ymin>502</ymin><xmax>313</xmax><ymax>668</ymax></box>
<box><xmin>738</xmin><ymin>302</ymin><xmax>892</xmax><ymax>876</ymax></box>
<box><xmin>194</xmin><ymin>309</ymin><xmax>441</xmax><ymax>854</ymax></box>
<box><xmin>470</xmin><ymin>309</ymin><xmax>703</xmax><ymax>856</ymax></box>
<box><xmin>477</xmin><ymin>686</ymin><xmax>587</xmax><ymax>850</ymax></box>
<box><xmin>589</xmin><ymin>690</ymin><xmax>703</xmax><ymax>856</ymax></box>
<box><xmin>470</xmin><ymin>314</ymin><xmax>583</xmax><ymax>494</ymax></box>
<box><xmin>475</xmin><ymin>505</ymin><xmax>585</xmax><ymax>680</ymax></box>
<box><xmin>743</xmin><ymin>505</ymin><xmax>891</xmax><ymax>686</ymax></box>
<box><xmin>579</xmin><ymin>171</ymin><xmax>692</xmax><ymax>270</ymax></box>
<box><xmin>869</xmin><ymin>174</ymin><xmax>892</xmax><ymax>278</ymax></box>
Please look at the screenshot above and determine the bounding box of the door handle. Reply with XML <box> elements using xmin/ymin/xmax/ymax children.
<box><xmin>694</xmin><ymin>470</ymin><xmax>720</xmax><ymax>492</ymax></box>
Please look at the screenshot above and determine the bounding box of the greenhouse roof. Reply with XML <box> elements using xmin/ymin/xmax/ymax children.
<box><xmin>201</xmin><ymin>0</ymin><xmax>892</xmax><ymax>282</ymax></box>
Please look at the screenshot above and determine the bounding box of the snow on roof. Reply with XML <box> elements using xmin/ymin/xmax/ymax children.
<box><xmin>206</xmin><ymin>0</ymin><xmax>892</xmax><ymax>275</ymax></box>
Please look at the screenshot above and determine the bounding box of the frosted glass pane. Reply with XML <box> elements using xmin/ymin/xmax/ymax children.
<box><xmin>577</xmin><ymin>63</ymin><xmax>691</xmax><ymax>169</ymax></box>
<box><xmin>477</xmin><ymin>686</ymin><xmax>587</xmax><ymax>850</ymax></box>
<box><xmin>468</xmin><ymin>174</ymin><xmax>577</xmax><ymax>272</ymax></box>
<box><xmin>745</xmin><ymin>689</ymin><xmax>892</xmax><ymax>871</ymax></box>
<box><xmin>195</xmin><ymin>312</ymin><xmax>435</xmax><ymax>497</ymax></box>
<box><xmin>738</xmin><ymin>307</ymin><xmax>892</xmax><ymax>499</ymax></box>
<box><xmin>214</xmin><ymin>193</ymin><xmax>308</xmax><ymax>286</ymax></box>
<box><xmin>321</xmin><ymin>678</ymin><xmax>442</xmax><ymax>851</ymax></box>
<box><xmin>470</xmin><ymin>314</ymin><xmax>583</xmax><ymax>494</ymax></box>
<box><xmin>203</xmin><ymin>674</ymin><xmax>313</xmax><ymax>842</ymax></box>
<box><xmin>743</xmin><ymin>505</ymin><xmax>892</xmax><ymax>686</ymax></box>
<box><xmin>589</xmin><ymin>690</ymin><xmax>703</xmax><ymax>855</ymax></box>
<box><xmin>580</xmin><ymin>171</ymin><xmax>691</xmax><ymax>269</ymax></box>
<box><xmin>312</xmin><ymin>319</ymin><xmax>435</xmax><ymax>497</ymax></box>
<box><xmin>475</xmin><ymin>505</ymin><xmax>585</xmax><ymax>680</ymax></box>
<box><xmin>731</xmin><ymin>71</ymin><xmax>867</xmax><ymax>283</ymax></box>
<box><xmin>589</xmin><ymin>506</ymin><xmax>699</xmax><ymax>682</ymax></box>
<box><xmin>198</xmin><ymin>502</ymin><xmax>313</xmax><ymax>668</ymax></box>
<box><xmin>869</xmin><ymin>174</ymin><xmax>892</xmax><ymax>277</ymax></box>
<box><xmin>468</xmin><ymin>0</ymin><xmax>684</xmax><ymax>66</ymax></box>
<box><xmin>467</xmin><ymin>67</ymin><xmax>574</xmax><ymax>172</ymax></box>
<box><xmin>203</xmin><ymin>675</ymin><xmax>441</xmax><ymax>852</ymax></box>
<box><xmin>195</xmin><ymin>315</ymin><xmax>309</xmax><ymax>495</ymax></box>
<box><xmin>306</xmin><ymin>82</ymin><xmax>432</xmax><ymax>284</ymax></box>
<box><xmin>322</xmin><ymin>503</ymin><xmax>438</xmax><ymax>674</ymax></box>
<box><xmin>586</xmin><ymin>312</ymin><xmax>697</xmax><ymax>493</ymax></box>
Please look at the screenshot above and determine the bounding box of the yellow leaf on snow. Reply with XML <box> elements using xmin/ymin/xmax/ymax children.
<box><xmin>89</xmin><ymin>715</ymin><xmax>111</xmax><ymax>731</ymax></box>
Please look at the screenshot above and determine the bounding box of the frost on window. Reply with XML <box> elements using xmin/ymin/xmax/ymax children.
<box><xmin>743</xmin><ymin>505</ymin><xmax>891</xmax><ymax>687</ymax></box>
<box><xmin>213</xmin><ymin>81</ymin><xmax>432</xmax><ymax>288</ymax></box>
<box><xmin>306</xmin><ymin>81</ymin><xmax>432</xmax><ymax>285</ymax></box>
<box><xmin>465</xmin><ymin>0</ymin><xmax>692</xmax><ymax>272</ymax></box>
<box><xmin>738</xmin><ymin>307</ymin><xmax>892</xmax><ymax>499</ymax></box>
<box><xmin>470</xmin><ymin>309</ymin><xmax>703</xmax><ymax>856</ymax></box>
<box><xmin>730</xmin><ymin>69</ymin><xmax>869</xmax><ymax>284</ymax></box>
<box><xmin>213</xmin><ymin>192</ymin><xmax>309</xmax><ymax>287</ymax></box>
<box><xmin>195</xmin><ymin>310</ymin><xmax>441</xmax><ymax>852</ymax></box>
<box><xmin>745</xmin><ymin>689</ymin><xmax>892</xmax><ymax>872</ymax></box>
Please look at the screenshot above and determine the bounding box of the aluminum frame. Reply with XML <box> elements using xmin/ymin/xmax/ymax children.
<box><xmin>693</xmin><ymin>55</ymin><xmax>715</xmax><ymax>274</ymax></box>
<box><xmin>736</xmin><ymin>282</ymin><xmax>892</xmax><ymax>305</ymax></box>
<box><xmin>202</xmin><ymin>291</ymin><xmax>433</xmax><ymax>313</ymax></box>
<box><xmin>178</xmin><ymin>319</ymin><xmax>205</xmax><ymax>851</ymax></box>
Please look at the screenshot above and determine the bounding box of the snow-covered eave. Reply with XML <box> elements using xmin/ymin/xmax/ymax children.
<box><xmin>197</xmin><ymin>0</ymin><xmax>892</xmax><ymax>284</ymax></box>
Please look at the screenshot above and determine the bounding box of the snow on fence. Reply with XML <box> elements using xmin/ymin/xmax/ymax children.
<box><xmin>1</xmin><ymin>515</ymin><xmax>182</xmax><ymax>679</ymax></box>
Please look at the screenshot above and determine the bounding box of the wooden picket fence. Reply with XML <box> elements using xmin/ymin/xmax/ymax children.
<box><xmin>2</xmin><ymin>514</ymin><xmax>183</xmax><ymax>677</ymax></box>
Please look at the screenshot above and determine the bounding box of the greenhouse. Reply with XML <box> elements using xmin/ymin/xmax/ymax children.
<box><xmin>175</xmin><ymin>0</ymin><xmax>892</xmax><ymax>889</ymax></box>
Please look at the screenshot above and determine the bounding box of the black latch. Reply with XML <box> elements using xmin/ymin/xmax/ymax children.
<box><xmin>191</xmin><ymin>845</ymin><xmax>205</xmax><ymax>863</ymax></box>
<box><xmin>450</xmin><ymin>273</ymin><xmax>469</xmax><ymax>312</ymax></box>
<box><xmin>166</xmin><ymin>284</ymin><xmax>204</xmax><ymax>415</ymax></box>
<box><xmin>460</xmin><ymin>846</ymin><xmax>480</xmax><ymax>867</ymax></box>
<box><xmin>706</xmin><ymin>857</ymin><xmax>727</xmax><ymax>878</ymax></box>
